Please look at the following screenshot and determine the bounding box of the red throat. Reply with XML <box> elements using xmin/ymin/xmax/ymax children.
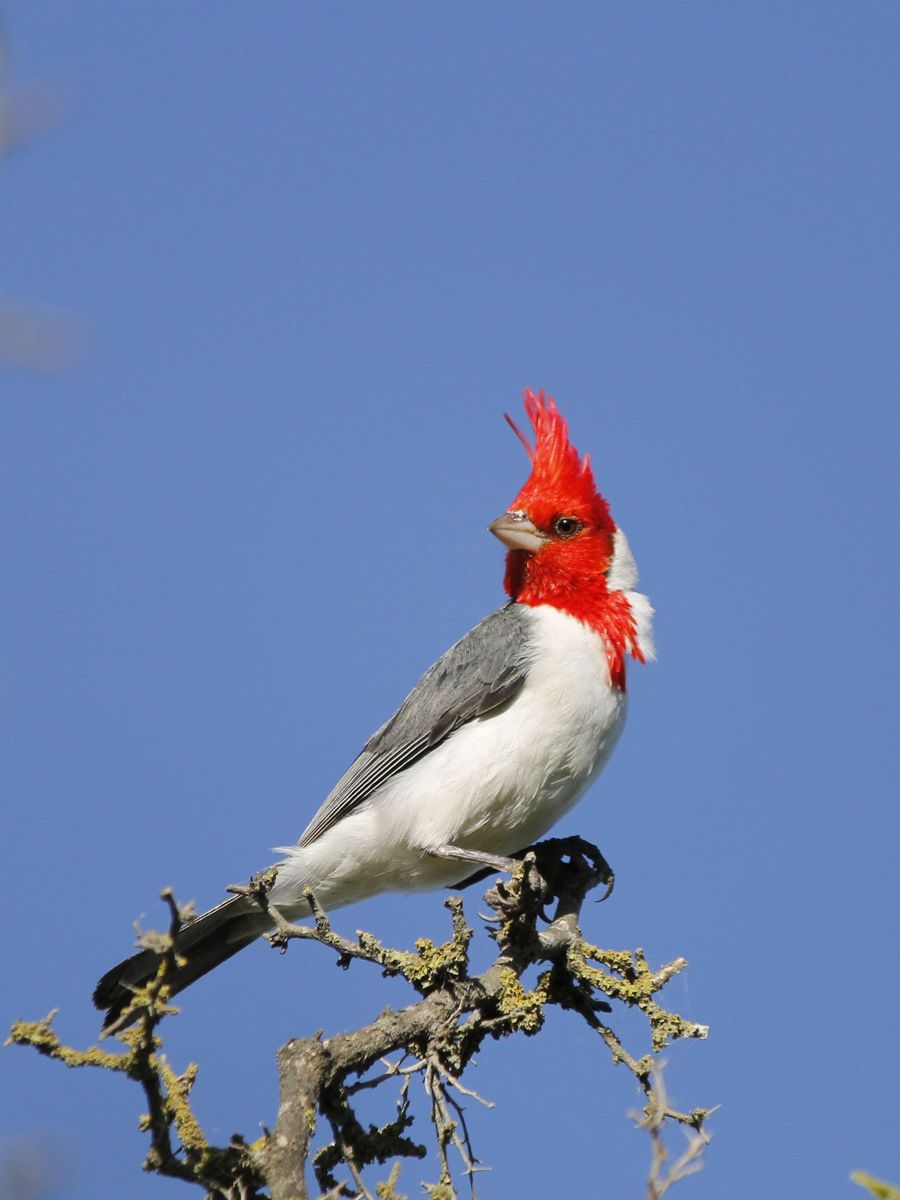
<box><xmin>501</xmin><ymin>390</ymin><xmax>645</xmax><ymax>690</ymax></box>
<box><xmin>507</xmin><ymin>552</ymin><xmax>645</xmax><ymax>690</ymax></box>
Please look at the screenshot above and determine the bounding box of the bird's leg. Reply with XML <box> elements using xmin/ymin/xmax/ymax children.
<box><xmin>429</xmin><ymin>844</ymin><xmax>519</xmax><ymax>874</ymax></box>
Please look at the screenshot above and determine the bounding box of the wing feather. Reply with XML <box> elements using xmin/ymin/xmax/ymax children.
<box><xmin>297</xmin><ymin>602</ymin><xmax>531</xmax><ymax>847</ymax></box>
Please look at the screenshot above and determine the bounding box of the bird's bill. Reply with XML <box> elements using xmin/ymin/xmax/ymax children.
<box><xmin>488</xmin><ymin>511</ymin><xmax>547</xmax><ymax>553</ymax></box>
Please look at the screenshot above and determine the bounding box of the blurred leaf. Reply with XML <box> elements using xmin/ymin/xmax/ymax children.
<box><xmin>0</xmin><ymin>297</ymin><xmax>84</xmax><ymax>373</ymax></box>
<box><xmin>851</xmin><ymin>1171</ymin><xmax>900</xmax><ymax>1200</ymax></box>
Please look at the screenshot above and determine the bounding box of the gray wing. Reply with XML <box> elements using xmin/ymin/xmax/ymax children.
<box><xmin>297</xmin><ymin>602</ymin><xmax>532</xmax><ymax>847</ymax></box>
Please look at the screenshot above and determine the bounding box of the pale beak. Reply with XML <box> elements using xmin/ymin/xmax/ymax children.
<box><xmin>488</xmin><ymin>511</ymin><xmax>547</xmax><ymax>553</ymax></box>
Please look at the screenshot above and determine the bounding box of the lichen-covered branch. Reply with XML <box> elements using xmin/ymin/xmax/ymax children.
<box><xmin>8</xmin><ymin>838</ymin><xmax>712</xmax><ymax>1199</ymax></box>
<box><xmin>8</xmin><ymin>890</ymin><xmax>265</xmax><ymax>1198</ymax></box>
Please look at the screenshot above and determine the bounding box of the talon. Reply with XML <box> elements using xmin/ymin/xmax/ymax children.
<box><xmin>597</xmin><ymin>870</ymin><xmax>615</xmax><ymax>902</ymax></box>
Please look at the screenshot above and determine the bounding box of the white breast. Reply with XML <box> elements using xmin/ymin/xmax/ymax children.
<box><xmin>273</xmin><ymin>605</ymin><xmax>627</xmax><ymax>913</ymax></box>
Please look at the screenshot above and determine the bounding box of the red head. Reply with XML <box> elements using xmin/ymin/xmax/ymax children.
<box><xmin>492</xmin><ymin>390</ymin><xmax>617</xmax><ymax>599</ymax></box>
<box><xmin>490</xmin><ymin>389</ymin><xmax>648</xmax><ymax>686</ymax></box>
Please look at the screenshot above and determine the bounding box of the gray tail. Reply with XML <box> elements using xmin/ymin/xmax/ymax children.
<box><xmin>93</xmin><ymin>894</ymin><xmax>271</xmax><ymax>1034</ymax></box>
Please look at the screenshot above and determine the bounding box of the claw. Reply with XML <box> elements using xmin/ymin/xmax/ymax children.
<box><xmin>596</xmin><ymin>870</ymin><xmax>615</xmax><ymax>903</ymax></box>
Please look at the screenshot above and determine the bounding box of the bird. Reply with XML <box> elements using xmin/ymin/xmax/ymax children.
<box><xmin>94</xmin><ymin>389</ymin><xmax>654</xmax><ymax>1033</ymax></box>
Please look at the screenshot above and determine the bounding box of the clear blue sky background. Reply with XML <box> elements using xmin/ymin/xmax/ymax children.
<box><xmin>2</xmin><ymin>5</ymin><xmax>899</xmax><ymax>1199</ymax></box>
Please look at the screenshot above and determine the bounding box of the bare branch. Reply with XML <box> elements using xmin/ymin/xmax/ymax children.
<box><xmin>632</xmin><ymin>1067</ymin><xmax>715</xmax><ymax>1200</ymax></box>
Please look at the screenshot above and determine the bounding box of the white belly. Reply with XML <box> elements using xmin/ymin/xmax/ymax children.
<box><xmin>273</xmin><ymin>605</ymin><xmax>627</xmax><ymax>913</ymax></box>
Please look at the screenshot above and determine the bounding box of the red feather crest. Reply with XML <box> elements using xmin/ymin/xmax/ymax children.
<box><xmin>506</xmin><ymin>389</ymin><xmax>614</xmax><ymax>533</ymax></box>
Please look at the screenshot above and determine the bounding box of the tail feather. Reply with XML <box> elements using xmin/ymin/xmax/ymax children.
<box><xmin>93</xmin><ymin>894</ymin><xmax>272</xmax><ymax>1033</ymax></box>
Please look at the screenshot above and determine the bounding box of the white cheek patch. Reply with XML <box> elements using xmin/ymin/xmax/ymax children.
<box><xmin>606</xmin><ymin>528</ymin><xmax>638</xmax><ymax>591</ymax></box>
<box><xmin>607</xmin><ymin>528</ymin><xmax>656</xmax><ymax>662</ymax></box>
<box><xmin>625</xmin><ymin>589</ymin><xmax>656</xmax><ymax>662</ymax></box>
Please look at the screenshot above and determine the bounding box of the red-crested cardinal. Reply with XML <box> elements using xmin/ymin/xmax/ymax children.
<box><xmin>94</xmin><ymin>390</ymin><xmax>654</xmax><ymax>1032</ymax></box>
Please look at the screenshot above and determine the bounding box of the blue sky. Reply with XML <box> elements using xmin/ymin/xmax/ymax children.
<box><xmin>2</xmin><ymin>4</ymin><xmax>899</xmax><ymax>1198</ymax></box>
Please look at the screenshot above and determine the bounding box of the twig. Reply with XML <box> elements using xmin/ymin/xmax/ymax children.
<box><xmin>632</xmin><ymin>1068</ymin><xmax>714</xmax><ymax>1199</ymax></box>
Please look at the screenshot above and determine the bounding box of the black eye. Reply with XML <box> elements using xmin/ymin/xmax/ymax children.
<box><xmin>552</xmin><ymin>515</ymin><xmax>583</xmax><ymax>539</ymax></box>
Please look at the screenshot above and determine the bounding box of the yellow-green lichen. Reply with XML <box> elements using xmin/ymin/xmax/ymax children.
<box><xmin>7</xmin><ymin>1014</ymin><xmax>129</xmax><ymax>1072</ymax></box>
<box><xmin>159</xmin><ymin>1060</ymin><xmax>207</xmax><ymax>1155</ymax></box>
<box><xmin>495</xmin><ymin>968</ymin><xmax>547</xmax><ymax>1035</ymax></box>
<box><xmin>377</xmin><ymin>1161</ymin><xmax>409</xmax><ymax>1200</ymax></box>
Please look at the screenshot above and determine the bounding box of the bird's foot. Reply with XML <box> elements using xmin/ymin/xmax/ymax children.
<box><xmin>531</xmin><ymin>836</ymin><xmax>615</xmax><ymax>903</ymax></box>
<box><xmin>444</xmin><ymin>836</ymin><xmax>615</xmax><ymax>919</ymax></box>
<box><xmin>479</xmin><ymin>837</ymin><xmax>617</xmax><ymax>958</ymax></box>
